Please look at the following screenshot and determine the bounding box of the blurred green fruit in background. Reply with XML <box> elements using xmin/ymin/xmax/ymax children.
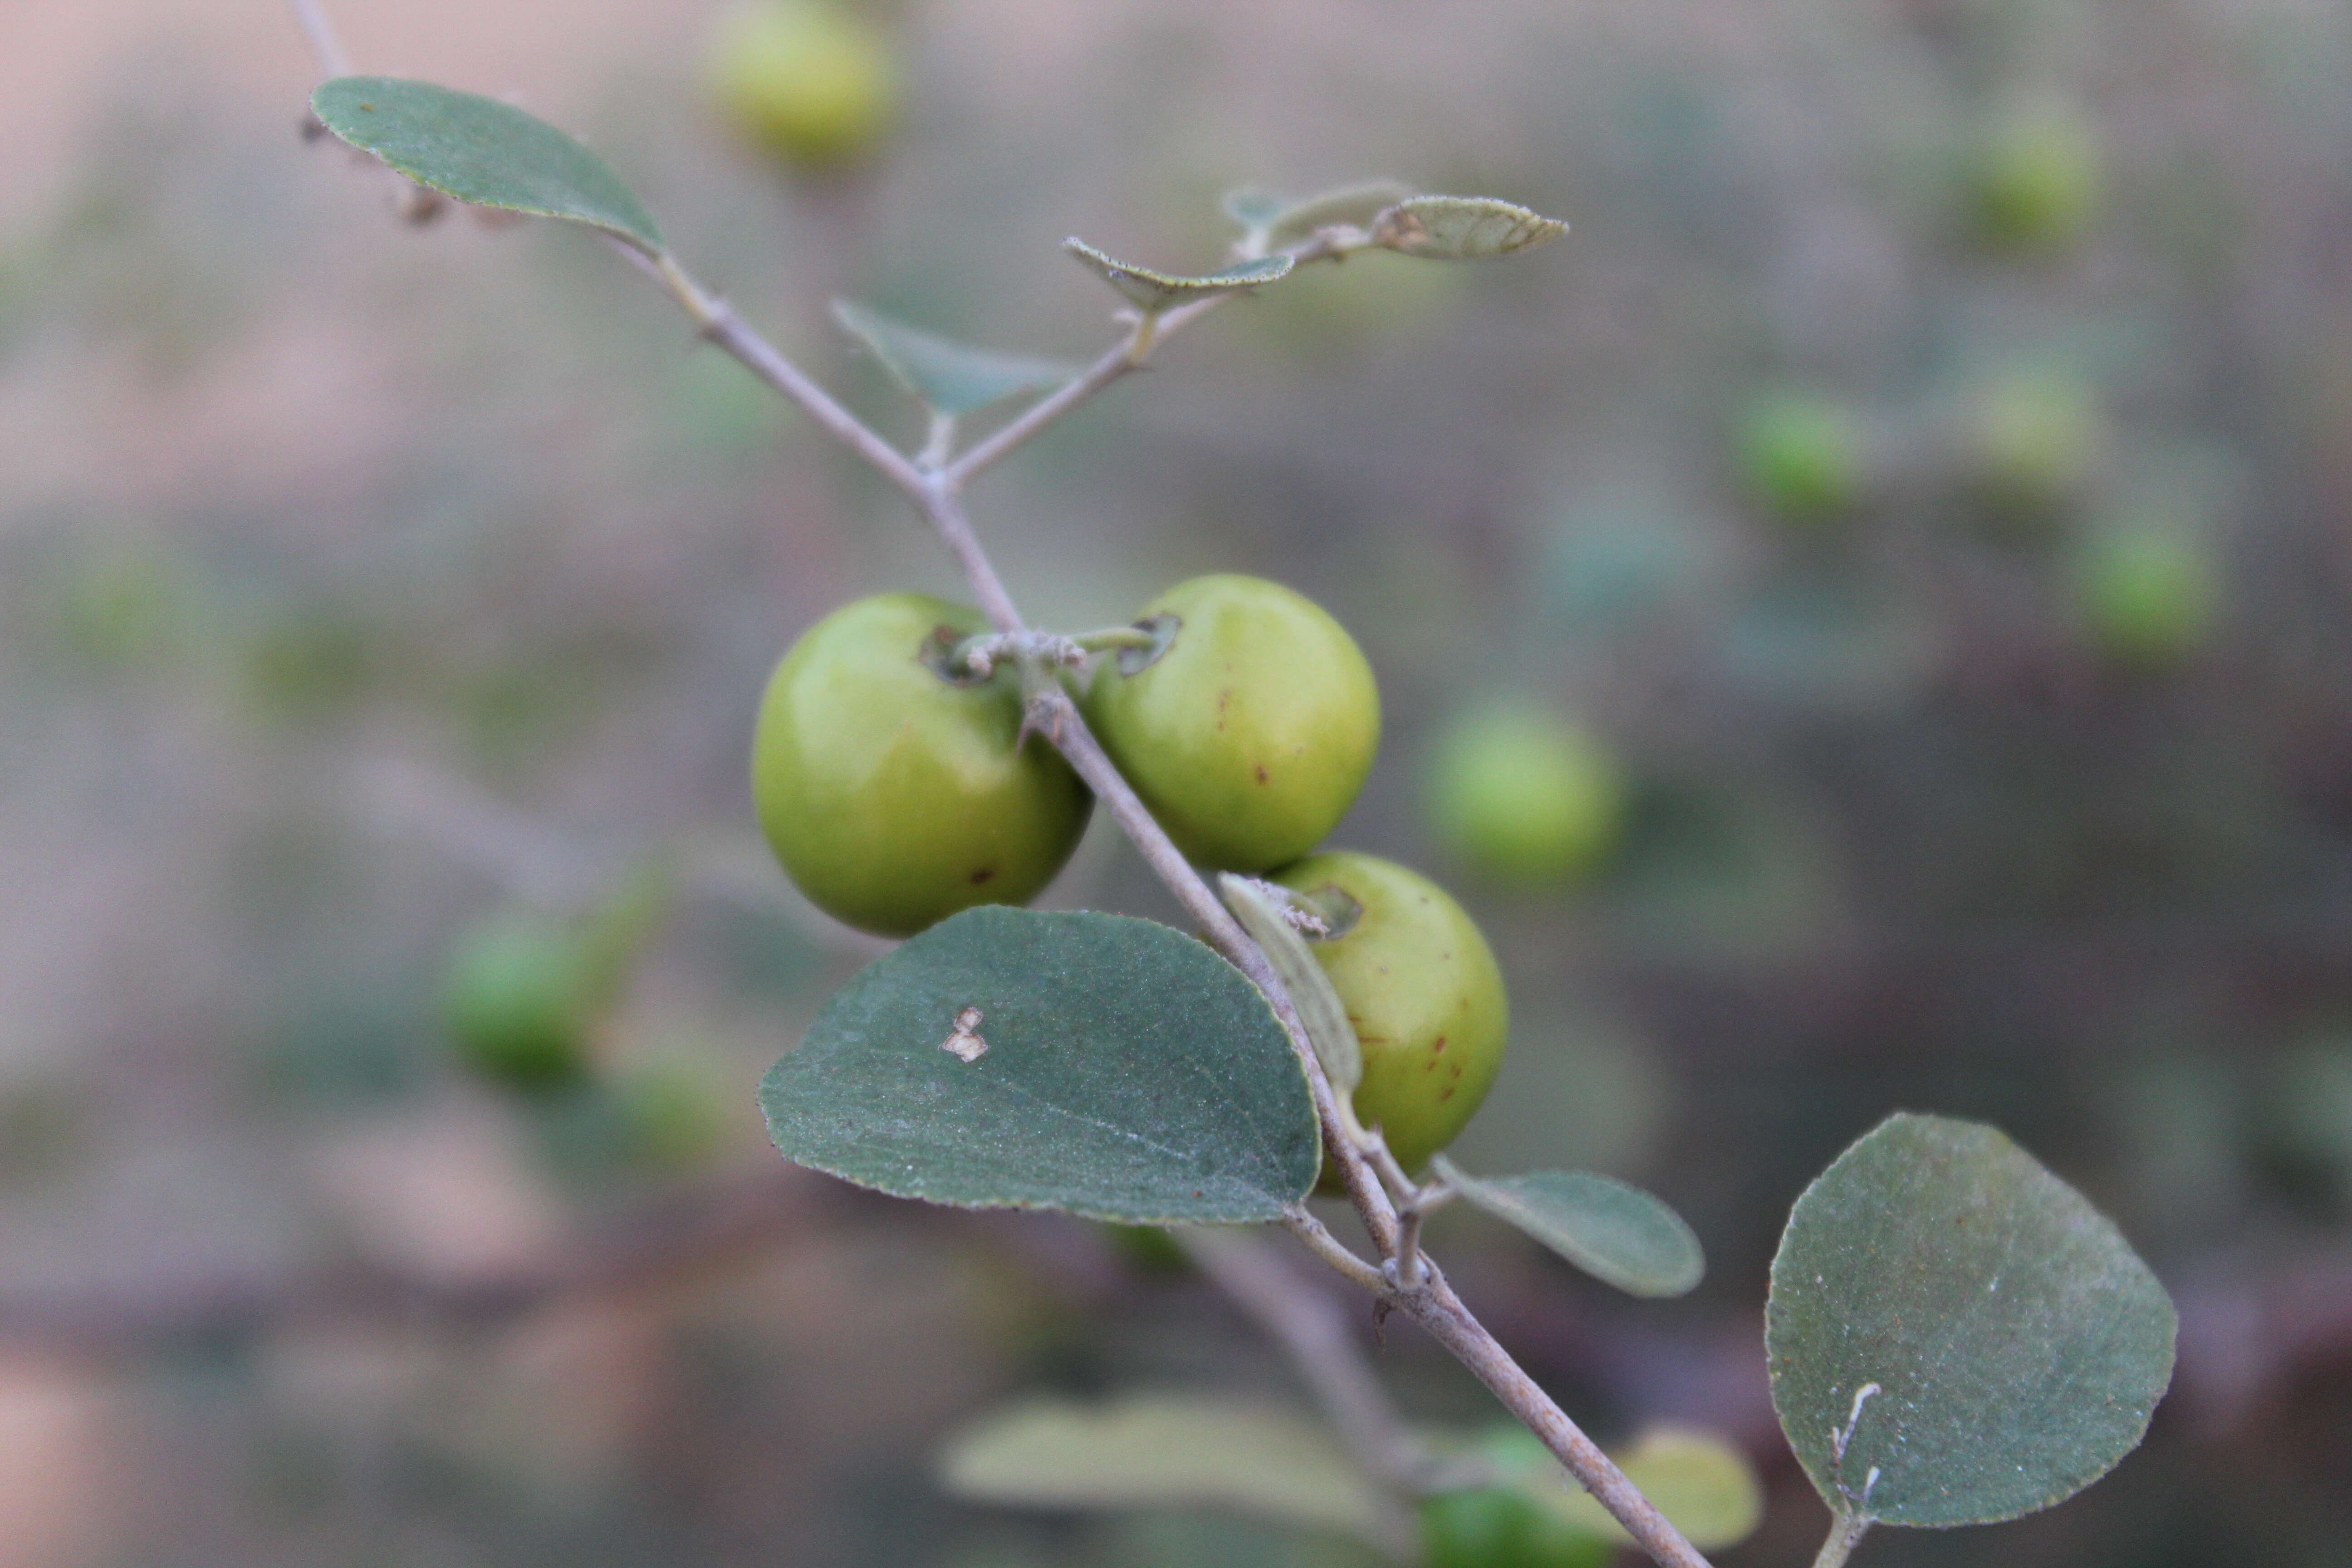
<box><xmin>1967</xmin><ymin>369</ymin><xmax>2106</xmax><ymax>521</ymax></box>
<box><xmin>608</xmin><ymin>1059</ymin><xmax>732</xmax><ymax>1172</ymax></box>
<box><xmin>707</xmin><ymin>0</ymin><xmax>900</xmax><ymax>170</ymax></box>
<box><xmin>1734</xmin><ymin>392</ymin><xmax>1865</xmax><ymax>524</ymax></box>
<box><xmin>1425</xmin><ymin>703</ymin><xmax>1625</xmax><ymax>886</ymax></box>
<box><xmin>1274</xmin><ymin>851</ymin><xmax>1507</xmax><ymax>1180</ymax></box>
<box><xmin>1970</xmin><ymin>101</ymin><xmax>2104</xmax><ymax>254</ymax></box>
<box><xmin>1420</xmin><ymin>1485</ymin><xmax>1609</xmax><ymax>1568</ymax></box>
<box><xmin>439</xmin><ymin>911</ymin><xmax>603</xmax><ymax>1093</ymax></box>
<box><xmin>2073</xmin><ymin>525</ymin><xmax>2222</xmax><ymax>667</ymax></box>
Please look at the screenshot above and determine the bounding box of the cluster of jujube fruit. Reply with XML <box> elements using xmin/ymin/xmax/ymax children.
<box><xmin>749</xmin><ymin>574</ymin><xmax>1509</xmax><ymax>1176</ymax></box>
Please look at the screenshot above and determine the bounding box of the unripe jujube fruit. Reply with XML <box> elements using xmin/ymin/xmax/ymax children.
<box><xmin>439</xmin><ymin>911</ymin><xmax>602</xmax><ymax>1092</ymax></box>
<box><xmin>750</xmin><ymin>593</ymin><xmax>1092</xmax><ymax>937</ymax></box>
<box><xmin>1735</xmin><ymin>392</ymin><xmax>1865</xmax><ymax>525</ymax></box>
<box><xmin>1425</xmin><ymin>704</ymin><xmax>1625</xmax><ymax>887</ymax></box>
<box><xmin>706</xmin><ymin>0</ymin><xmax>900</xmax><ymax>171</ymax></box>
<box><xmin>1420</xmin><ymin>1486</ymin><xmax>1609</xmax><ymax>1568</ymax></box>
<box><xmin>1084</xmin><ymin>574</ymin><xmax>1379</xmax><ymax>872</ymax></box>
<box><xmin>1273</xmin><ymin>851</ymin><xmax>1507</xmax><ymax>1179</ymax></box>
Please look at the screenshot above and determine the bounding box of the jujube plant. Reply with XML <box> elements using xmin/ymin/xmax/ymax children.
<box><xmin>300</xmin><ymin>48</ymin><xmax>2178</xmax><ymax>1568</ymax></box>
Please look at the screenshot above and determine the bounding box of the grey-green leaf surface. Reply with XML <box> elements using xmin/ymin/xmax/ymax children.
<box><xmin>311</xmin><ymin>78</ymin><xmax>665</xmax><ymax>254</ymax></box>
<box><xmin>1064</xmin><ymin>240</ymin><xmax>1294</xmax><ymax>312</ymax></box>
<box><xmin>1375</xmin><ymin>196</ymin><xmax>1564</xmax><ymax>260</ymax></box>
<box><xmin>831</xmin><ymin>301</ymin><xmax>1077</xmax><ymax>418</ymax></box>
<box><xmin>760</xmin><ymin>907</ymin><xmax>1318</xmax><ymax>1224</ymax></box>
<box><xmin>1219</xmin><ymin>874</ymin><xmax>1360</xmax><ymax>1097</ymax></box>
<box><xmin>941</xmin><ymin>1395</ymin><xmax>1386</xmax><ymax>1545</ymax></box>
<box><xmin>1766</xmin><ymin>1113</ymin><xmax>2177</xmax><ymax>1529</ymax></box>
<box><xmin>1435</xmin><ymin>1158</ymin><xmax>1704</xmax><ymax>1297</ymax></box>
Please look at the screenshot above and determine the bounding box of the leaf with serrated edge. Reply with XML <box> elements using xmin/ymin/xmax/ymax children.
<box><xmin>1767</xmin><ymin>1113</ymin><xmax>2177</xmax><ymax>1528</ymax></box>
<box><xmin>1435</xmin><ymin>1157</ymin><xmax>1704</xmax><ymax>1297</ymax></box>
<box><xmin>1220</xmin><ymin>874</ymin><xmax>1360</xmax><ymax>1097</ymax></box>
<box><xmin>760</xmin><ymin>907</ymin><xmax>1318</xmax><ymax>1224</ymax></box>
<box><xmin>941</xmin><ymin>1396</ymin><xmax>1386</xmax><ymax>1545</ymax></box>
<box><xmin>1064</xmin><ymin>240</ymin><xmax>1294</xmax><ymax>312</ymax></box>
<box><xmin>831</xmin><ymin>301</ymin><xmax>1077</xmax><ymax>419</ymax></box>
<box><xmin>311</xmin><ymin>77</ymin><xmax>664</xmax><ymax>254</ymax></box>
<box><xmin>1376</xmin><ymin>195</ymin><xmax>1564</xmax><ymax>260</ymax></box>
<box><xmin>1263</xmin><ymin>180</ymin><xmax>1417</xmax><ymax>247</ymax></box>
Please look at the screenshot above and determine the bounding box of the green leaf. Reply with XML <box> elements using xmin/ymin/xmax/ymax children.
<box><xmin>1766</xmin><ymin>1113</ymin><xmax>2177</xmax><ymax>1529</ymax></box>
<box><xmin>760</xmin><ymin>907</ymin><xmax>1318</xmax><ymax>1224</ymax></box>
<box><xmin>1434</xmin><ymin>1158</ymin><xmax>1704</xmax><ymax>1297</ymax></box>
<box><xmin>1497</xmin><ymin>1426</ymin><xmax>1763</xmax><ymax>1551</ymax></box>
<box><xmin>830</xmin><ymin>301</ymin><xmax>1078</xmax><ymax>419</ymax></box>
<box><xmin>1219</xmin><ymin>874</ymin><xmax>1360</xmax><ymax>1098</ymax></box>
<box><xmin>940</xmin><ymin>1395</ymin><xmax>1386</xmax><ymax>1545</ymax></box>
<box><xmin>1064</xmin><ymin>240</ymin><xmax>1294</xmax><ymax>313</ymax></box>
<box><xmin>1375</xmin><ymin>196</ymin><xmax>1565</xmax><ymax>260</ymax></box>
<box><xmin>311</xmin><ymin>78</ymin><xmax>665</xmax><ymax>255</ymax></box>
<box><xmin>1222</xmin><ymin>189</ymin><xmax>1288</xmax><ymax>230</ymax></box>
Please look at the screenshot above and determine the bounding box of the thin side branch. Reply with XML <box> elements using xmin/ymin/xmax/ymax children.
<box><xmin>631</xmin><ymin>250</ymin><xmax>931</xmax><ymax>503</ymax></box>
<box><xmin>288</xmin><ymin>0</ymin><xmax>354</xmax><ymax>80</ymax></box>
<box><xmin>947</xmin><ymin>233</ymin><xmax>1343</xmax><ymax>487</ymax></box>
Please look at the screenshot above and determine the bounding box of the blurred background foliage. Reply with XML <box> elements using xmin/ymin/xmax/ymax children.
<box><xmin>3</xmin><ymin>0</ymin><xmax>2352</xmax><ymax>1563</ymax></box>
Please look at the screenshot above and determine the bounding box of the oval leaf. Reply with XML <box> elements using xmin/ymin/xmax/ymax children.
<box><xmin>1219</xmin><ymin>874</ymin><xmax>1360</xmax><ymax>1098</ymax></box>
<box><xmin>1436</xmin><ymin>1158</ymin><xmax>1704</xmax><ymax>1297</ymax></box>
<box><xmin>760</xmin><ymin>907</ymin><xmax>1318</xmax><ymax>1223</ymax></box>
<box><xmin>1766</xmin><ymin>1113</ymin><xmax>2177</xmax><ymax>1528</ymax></box>
<box><xmin>941</xmin><ymin>1395</ymin><xmax>1385</xmax><ymax>1545</ymax></box>
<box><xmin>311</xmin><ymin>77</ymin><xmax>664</xmax><ymax>255</ymax></box>
<box><xmin>831</xmin><ymin>301</ymin><xmax>1077</xmax><ymax>419</ymax></box>
<box><xmin>1375</xmin><ymin>196</ymin><xmax>1564</xmax><ymax>260</ymax></box>
<box><xmin>1064</xmin><ymin>240</ymin><xmax>1294</xmax><ymax>313</ymax></box>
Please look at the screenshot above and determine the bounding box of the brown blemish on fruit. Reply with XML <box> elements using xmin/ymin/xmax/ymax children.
<box><xmin>1254</xmin><ymin>764</ymin><xmax>1269</xmax><ymax>784</ymax></box>
<box><xmin>970</xmin><ymin>867</ymin><xmax>995</xmax><ymax>884</ymax></box>
<box><xmin>1432</xmin><ymin>1035</ymin><xmax>1447</xmax><ymax>1054</ymax></box>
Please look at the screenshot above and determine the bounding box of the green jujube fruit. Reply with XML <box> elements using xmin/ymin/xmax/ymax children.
<box><xmin>750</xmin><ymin>593</ymin><xmax>1092</xmax><ymax>937</ymax></box>
<box><xmin>440</xmin><ymin>911</ymin><xmax>601</xmax><ymax>1092</ymax></box>
<box><xmin>706</xmin><ymin>0</ymin><xmax>900</xmax><ymax>170</ymax></box>
<box><xmin>1274</xmin><ymin>851</ymin><xmax>1508</xmax><ymax>1178</ymax></box>
<box><xmin>1425</xmin><ymin>704</ymin><xmax>1625</xmax><ymax>886</ymax></box>
<box><xmin>1420</xmin><ymin>1486</ymin><xmax>1610</xmax><ymax>1568</ymax></box>
<box><xmin>1084</xmin><ymin>574</ymin><xmax>1379</xmax><ymax>872</ymax></box>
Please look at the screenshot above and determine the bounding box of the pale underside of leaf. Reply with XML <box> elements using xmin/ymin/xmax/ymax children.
<box><xmin>1436</xmin><ymin>1157</ymin><xmax>1704</xmax><ymax>1298</ymax></box>
<box><xmin>941</xmin><ymin>1396</ymin><xmax>1388</xmax><ymax>1546</ymax></box>
<box><xmin>1064</xmin><ymin>239</ymin><xmax>1294</xmax><ymax>312</ymax></box>
<box><xmin>1765</xmin><ymin>1112</ymin><xmax>2177</xmax><ymax>1529</ymax></box>
<box><xmin>310</xmin><ymin>77</ymin><xmax>665</xmax><ymax>254</ymax></box>
<box><xmin>830</xmin><ymin>300</ymin><xmax>1078</xmax><ymax>418</ymax></box>
<box><xmin>1375</xmin><ymin>195</ymin><xmax>1565</xmax><ymax>260</ymax></box>
<box><xmin>1222</xmin><ymin>180</ymin><xmax>1419</xmax><ymax>250</ymax></box>
<box><xmin>1219</xmin><ymin>874</ymin><xmax>1361</xmax><ymax>1098</ymax></box>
